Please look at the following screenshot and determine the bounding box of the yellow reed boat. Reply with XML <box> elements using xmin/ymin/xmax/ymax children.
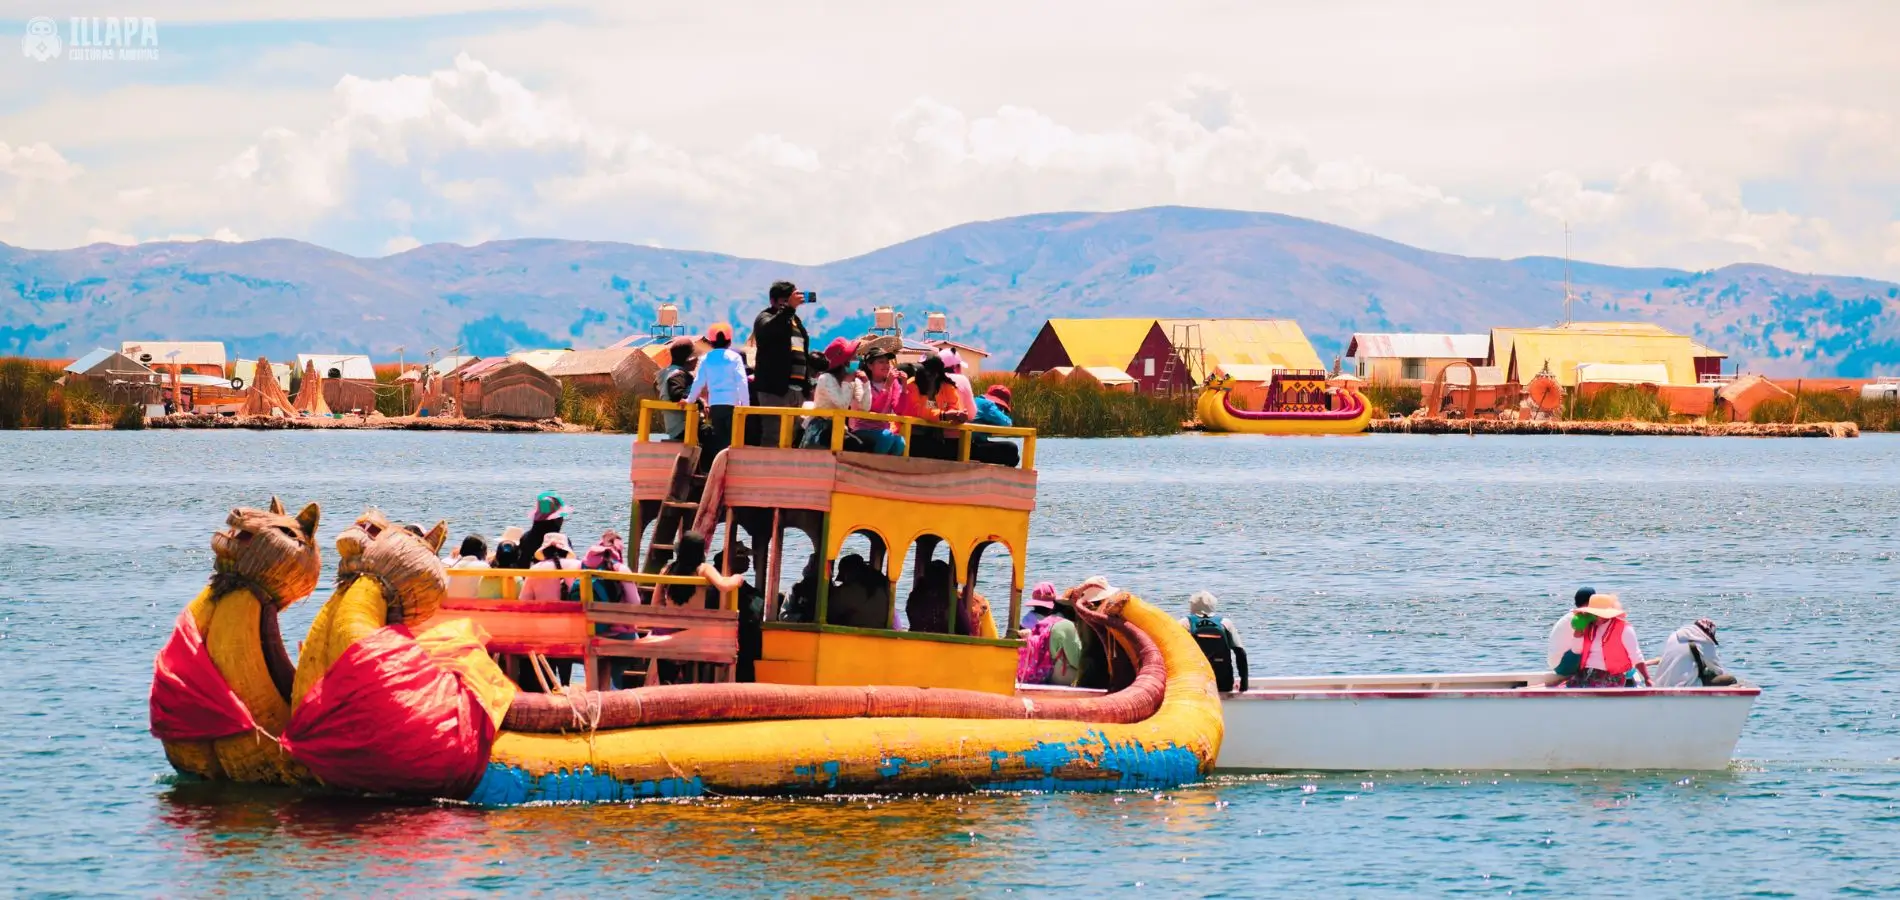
<box><xmin>151</xmin><ymin>403</ymin><xmax>1224</xmax><ymax>803</ymax></box>
<box><xmin>1197</xmin><ymin>370</ymin><xmax>1372</xmax><ymax>435</ymax></box>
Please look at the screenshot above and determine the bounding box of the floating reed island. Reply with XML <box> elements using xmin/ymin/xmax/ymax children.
<box><xmin>147</xmin><ymin>413</ymin><xmax>577</xmax><ymax>433</ymax></box>
<box><xmin>1369</xmin><ymin>418</ymin><xmax>1858</xmax><ymax>438</ymax></box>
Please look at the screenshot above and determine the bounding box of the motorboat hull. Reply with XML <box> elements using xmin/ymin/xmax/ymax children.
<box><xmin>1215</xmin><ymin>672</ymin><xmax>1757</xmax><ymax>771</ymax></box>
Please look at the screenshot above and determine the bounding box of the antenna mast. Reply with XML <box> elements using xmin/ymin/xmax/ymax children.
<box><xmin>1562</xmin><ymin>221</ymin><xmax>1573</xmax><ymax>326</ymax></box>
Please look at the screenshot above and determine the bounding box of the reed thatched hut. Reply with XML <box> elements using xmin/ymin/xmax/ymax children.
<box><xmin>545</xmin><ymin>347</ymin><xmax>656</xmax><ymax>395</ymax></box>
<box><xmin>239</xmin><ymin>356</ymin><xmax>297</xmax><ymax>417</ymax></box>
<box><xmin>293</xmin><ymin>361</ymin><xmax>331</xmax><ymax>416</ymax></box>
<box><xmin>457</xmin><ymin>360</ymin><xmax>559</xmax><ymax>419</ymax></box>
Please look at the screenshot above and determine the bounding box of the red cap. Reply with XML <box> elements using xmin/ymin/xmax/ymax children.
<box><xmin>984</xmin><ymin>383</ymin><xmax>1012</xmax><ymax>412</ymax></box>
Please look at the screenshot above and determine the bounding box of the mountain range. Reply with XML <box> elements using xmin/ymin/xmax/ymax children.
<box><xmin>5</xmin><ymin>206</ymin><xmax>1898</xmax><ymax>376</ymax></box>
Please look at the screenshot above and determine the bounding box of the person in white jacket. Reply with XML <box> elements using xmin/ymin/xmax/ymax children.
<box><xmin>1656</xmin><ymin>618</ymin><xmax>1737</xmax><ymax>687</ymax></box>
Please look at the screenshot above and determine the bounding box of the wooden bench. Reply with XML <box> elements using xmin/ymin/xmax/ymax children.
<box><xmin>584</xmin><ymin>600</ymin><xmax>740</xmax><ymax>688</ymax></box>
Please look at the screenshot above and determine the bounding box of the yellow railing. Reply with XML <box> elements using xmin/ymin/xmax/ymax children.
<box><xmin>634</xmin><ymin>399</ymin><xmax>1037</xmax><ymax>468</ymax></box>
<box><xmin>464</xmin><ymin>566</ymin><xmax>726</xmax><ymax>611</ymax></box>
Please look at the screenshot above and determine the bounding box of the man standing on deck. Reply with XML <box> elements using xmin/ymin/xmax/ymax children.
<box><xmin>751</xmin><ymin>280</ymin><xmax>811</xmax><ymax>446</ymax></box>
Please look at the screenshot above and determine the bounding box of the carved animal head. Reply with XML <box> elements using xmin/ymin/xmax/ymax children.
<box><xmin>334</xmin><ymin>508</ymin><xmax>393</xmax><ymax>583</ymax></box>
<box><xmin>210</xmin><ymin>497</ymin><xmax>321</xmax><ymax>608</ymax></box>
<box><xmin>350</xmin><ymin>516</ymin><xmax>450</xmax><ymax>626</ymax></box>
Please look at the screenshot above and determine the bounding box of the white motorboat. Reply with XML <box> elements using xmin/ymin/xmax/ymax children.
<box><xmin>1215</xmin><ymin>671</ymin><xmax>1758</xmax><ymax>772</ymax></box>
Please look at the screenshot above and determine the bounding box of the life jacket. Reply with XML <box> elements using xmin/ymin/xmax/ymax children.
<box><xmin>585</xmin><ymin>560</ymin><xmax>626</xmax><ymax>604</ymax></box>
<box><xmin>1189</xmin><ymin>615</ymin><xmax>1235</xmax><ymax>689</ymax></box>
<box><xmin>1583</xmin><ymin>617</ymin><xmax>1633</xmax><ymax>674</ymax></box>
<box><xmin>1016</xmin><ymin>617</ymin><xmax>1058</xmax><ymax>685</ymax></box>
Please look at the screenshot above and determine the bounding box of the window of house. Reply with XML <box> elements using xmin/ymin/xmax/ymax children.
<box><xmin>1401</xmin><ymin>358</ymin><xmax>1425</xmax><ymax>381</ymax></box>
<box><xmin>1356</xmin><ymin>358</ymin><xmax>1366</xmax><ymax>377</ymax></box>
<box><xmin>1143</xmin><ymin>358</ymin><xmax>1155</xmax><ymax>378</ymax></box>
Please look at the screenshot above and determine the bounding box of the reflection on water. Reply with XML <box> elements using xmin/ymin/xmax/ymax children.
<box><xmin>3</xmin><ymin>431</ymin><xmax>1898</xmax><ymax>894</ymax></box>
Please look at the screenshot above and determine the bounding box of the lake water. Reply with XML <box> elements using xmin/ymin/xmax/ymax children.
<box><xmin>3</xmin><ymin>431</ymin><xmax>1897</xmax><ymax>896</ymax></box>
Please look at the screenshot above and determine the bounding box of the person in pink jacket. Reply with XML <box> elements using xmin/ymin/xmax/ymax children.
<box><xmin>519</xmin><ymin>531</ymin><xmax>582</xmax><ymax>602</ymax></box>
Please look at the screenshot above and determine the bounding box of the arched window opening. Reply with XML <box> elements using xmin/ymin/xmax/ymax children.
<box><xmin>769</xmin><ymin>521</ymin><xmax>820</xmax><ymax>623</ymax></box>
<box><xmin>826</xmin><ymin>529</ymin><xmax>892</xmax><ymax>629</ymax></box>
<box><xmin>898</xmin><ymin>535</ymin><xmax>957</xmax><ymax>635</ymax></box>
<box><xmin>966</xmin><ymin>540</ymin><xmax>1017</xmax><ymax>639</ymax></box>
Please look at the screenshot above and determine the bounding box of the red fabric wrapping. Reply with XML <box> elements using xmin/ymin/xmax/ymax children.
<box><xmin>282</xmin><ymin>625</ymin><xmax>493</xmax><ymax>797</ymax></box>
<box><xmin>150</xmin><ymin>608</ymin><xmax>258</xmax><ymax>742</ymax></box>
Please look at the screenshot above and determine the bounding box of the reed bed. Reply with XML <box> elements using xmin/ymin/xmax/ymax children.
<box><xmin>1565</xmin><ymin>384</ymin><xmax>1674</xmax><ymax>423</ymax></box>
<box><xmin>0</xmin><ymin>358</ymin><xmax>140</xmax><ymax>429</ymax></box>
<box><xmin>973</xmin><ymin>373</ymin><xmax>1190</xmax><ymax>437</ymax></box>
<box><xmin>1751</xmin><ymin>390</ymin><xmax>1899</xmax><ymax>431</ymax></box>
<box><xmin>1358</xmin><ymin>382</ymin><xmax>1423</xmax><ymax>418</ymax></box>
<box><xmin>557</xmin><ymin>382</ymin><xmax>651</xmax><ymax>432</ymax></box>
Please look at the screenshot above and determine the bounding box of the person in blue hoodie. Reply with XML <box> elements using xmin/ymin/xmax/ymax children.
<box><xmin>968</xmin><ymin>384</ymin><xmax>1021</xmax><ymax>467</ymax></box>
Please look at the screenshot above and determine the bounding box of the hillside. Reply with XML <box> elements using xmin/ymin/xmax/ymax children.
<box><xmin>4</xmin><ymin>207</ymin><xmax>1897</xmax><ymax>375</ymax></box>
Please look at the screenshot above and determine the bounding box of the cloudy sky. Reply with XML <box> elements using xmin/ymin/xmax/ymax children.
<box><xmin>2</xmin><ymin>0</ymin><xmax>1896</xmax><ymax>277</ymax></box>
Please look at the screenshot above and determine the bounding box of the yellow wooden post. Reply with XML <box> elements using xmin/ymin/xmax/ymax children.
<box><xmin>829</xmin><ymin>410</ymin><xmax>847</xmax><ymax>452</ymax></box>
<box><xmin>778</xmin><ymin>410</ymin><xmax>796</xmax><ymax>448</ymax></box>
<box><xmin>957</xmin><ymin>426</ymin><xmax>973</xmax><ymax>462</ymax></box>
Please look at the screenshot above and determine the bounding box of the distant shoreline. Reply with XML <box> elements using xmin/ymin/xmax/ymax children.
<box><xmin>1367</xmin><ymin>418</ymin><xmax>1858</xmax><ymax>438</ymax></box>
<box><xmin>145</xmin><ymin>413</ymin><xmax>581</xmax><ymax>433</ymax></box>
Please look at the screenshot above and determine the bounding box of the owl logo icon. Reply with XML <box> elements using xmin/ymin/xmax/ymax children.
<box><xmin>22</xmin><ymin>17</ymin><xmax>61</xmax><ymax>62</ymax></box>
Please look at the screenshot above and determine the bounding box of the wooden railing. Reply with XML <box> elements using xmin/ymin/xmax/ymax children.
<box><xmin>634</xmin><ymin>399</ymin><xmax>1038</xmax><ymax>468</ymax></box>
<box><xmin>441</xmin><ymin>566</ymin><xmax>739</xmax><ymax>686</ymax></box>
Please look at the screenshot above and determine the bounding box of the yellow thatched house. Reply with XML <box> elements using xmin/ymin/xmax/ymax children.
<box><xmin>1488</xmin><ymin>322</ymin><xmax>1727</xmax><ymax>387</ymax></box>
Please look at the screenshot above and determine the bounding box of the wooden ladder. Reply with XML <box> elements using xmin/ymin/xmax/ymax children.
<box><xmin>639</xmin><ymin>446</ymin><xmax>705</xmax><ymax>598</ymax></box>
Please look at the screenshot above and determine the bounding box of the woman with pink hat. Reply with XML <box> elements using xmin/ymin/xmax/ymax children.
<box><xmin>1020</xmin><ymin>581</ymin><xmax>1058</xmax><ymax>631</ymax></box>
<box><xmin>802</xmin><ymin>336</ymin><xmax>871</xmax><ymax>449</ymax></box>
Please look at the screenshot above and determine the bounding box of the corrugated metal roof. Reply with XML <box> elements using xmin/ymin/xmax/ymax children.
<box><xmin>1076</xmin><ymin>366</ymin><xmax>1135</xmax><ymax>385</ymax></box>
<box><xmin>1045</xmin><ymin>319</ymin><xmax>1159</xmax><ymax>369</ymax></box>
<box><xmin>1688</xmin><ymin>342</ymin><xmax>1728</xmax><ymax>359</ymax></box>
<box><xmin>1575</xmin><ymin>362</ymin><xmax>1671</xmax><ymax>385</ymax></box>
<box><xmin>924</xmin><ymin>339</ymin><xmax>991</xmax><ymax>358</ymax></box>
<box><xmin>1347</xmin><ymin>333</ymin><xmax>1490</xmax><ymax>360</ymax></box>
<box><xmin>456</xmin><ymin>357</ymin><xmax>511</xmax><ymax>380</ymax></box>
<box><xmin>122</xmin><ymin>341</ymin><xmax>226</xmax><ymax>367</ymax></box>
<box><xmin>296</xmin><ymin>354</ymin><xmax>375</xmax><ymax>380</ymax></box>
<box><xmin>1160</xmin><ymin>319</ymin><xmax>1324</xmax><ymax>372</ymax></box>
<box><xmin>428</xmin><ymin>355</ymin><xmax>476</xmax><ymax>376</ymax></box>
<box><xmin>508</xmin><ymin>349</ymin><xmax>571</xmax><ymax>373</ymax></box>
<box><xmin>66</xmin><ymin>349</ymin><xmax>156</xmax><ymax>378</ymax></box>
<box><xmin>65</xmin><ymin>348</ymin><xmax>115</xmax><ymax>374</ymax></box>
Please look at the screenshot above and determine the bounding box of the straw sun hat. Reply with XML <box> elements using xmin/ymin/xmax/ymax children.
<box><xmin>1580</xmin><ymin>593</ymin><xmax>1625</xmax><ymax>618</ymax></box>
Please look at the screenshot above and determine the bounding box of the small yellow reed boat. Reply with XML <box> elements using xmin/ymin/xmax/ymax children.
<box><xmin>1197</xmin><ymin>371</ymin><xmax>1372</xmax><ymax>435</ymax></box>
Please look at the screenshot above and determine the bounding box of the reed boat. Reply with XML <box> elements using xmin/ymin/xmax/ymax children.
<box><xmin>1216</xmin><ymin>672</ymin><xmax>1758</xmax><ymax>771</ymax></box>
<box><xmin>1196</xmin><ymin>370</ymin><xmax>1372</xmax><ymax>436</ymax></box>
<box><xmin>149</xmin><ymin>404</ymin><xmax>1223</xmax><ymax>804</ymax></box>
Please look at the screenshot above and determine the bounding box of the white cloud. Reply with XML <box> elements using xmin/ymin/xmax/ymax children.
<box><xmin>0</xmin><ymin>141</ymin><xmax>82</xmax><ymax>226</ymax></box>
<box><xmin>1</xmin><ymin>47</ymin><xmax>1896</xmax><ymax>281</ymax></box>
